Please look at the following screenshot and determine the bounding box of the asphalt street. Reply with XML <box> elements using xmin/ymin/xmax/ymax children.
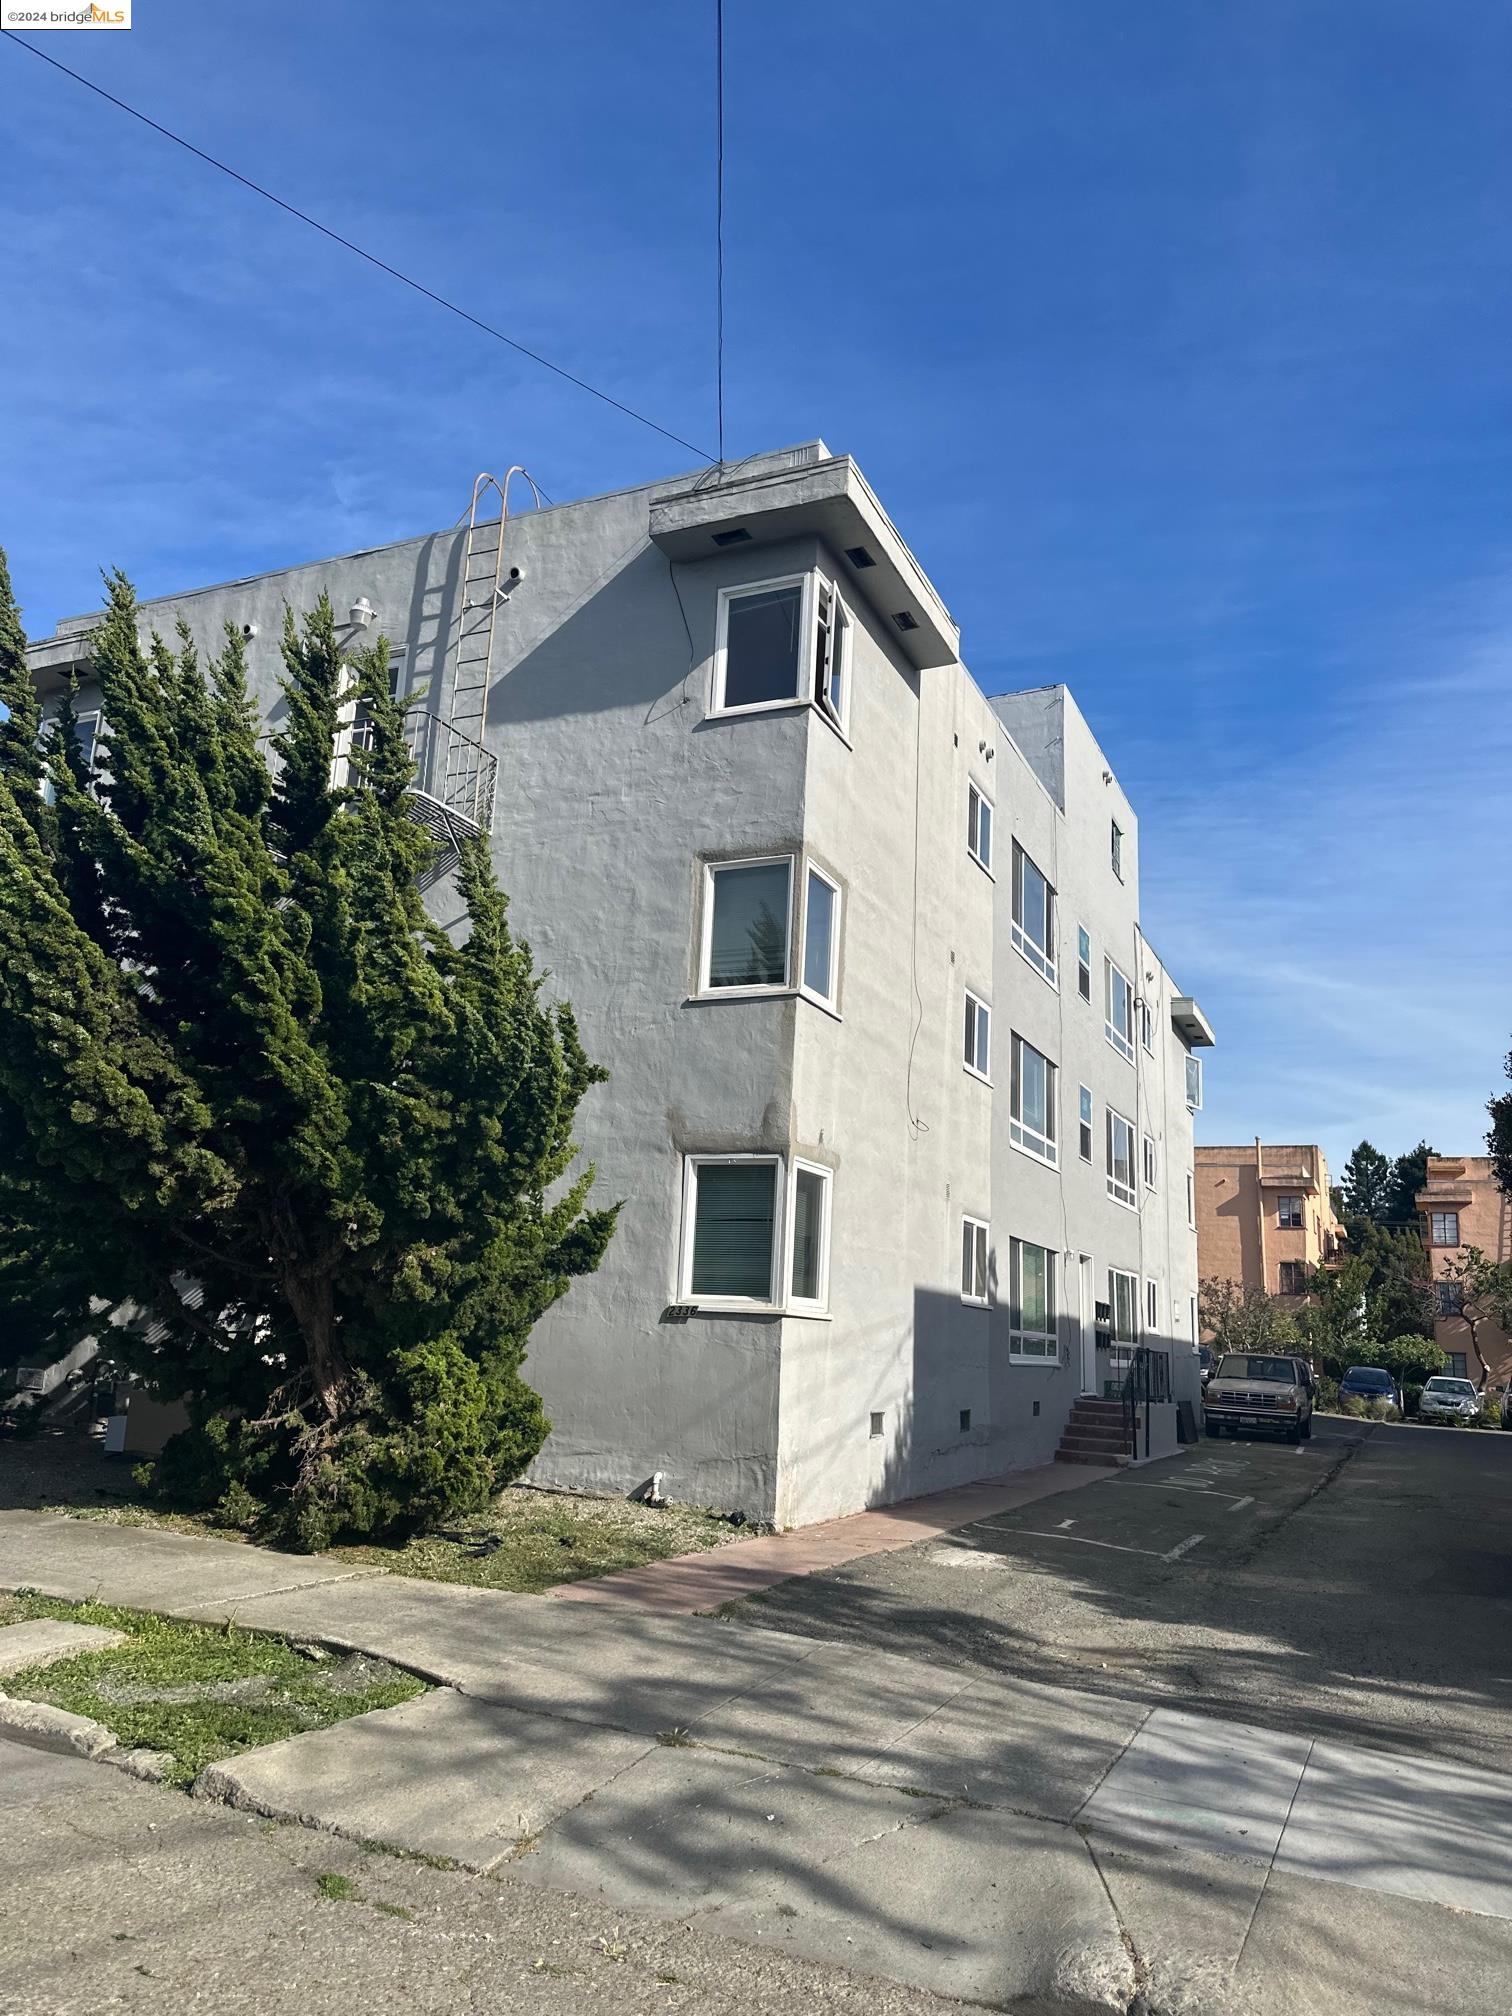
<box><xmin>734</xmin><ymin>1419</ymin><xmax>1512</xmax><ymax>1767</ymax></box>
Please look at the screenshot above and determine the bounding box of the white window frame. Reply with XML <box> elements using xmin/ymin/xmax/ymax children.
<box><xmin>1138</xmin><ymin>998</ymin><xmax>1155</xmax><ymax>1054</ymax></box>
<box><xmin>1009</xmin><ymin>1032</ymin><xmax>1058</xmax><ymax>1166</ymax></box>
<box><xmin>1078</xmin><ymin>1084</ymin><xmax>1094</xmax><ymax>1164</ymax></box>
<box><xmin>814</xmin><ymin>577</ymin><xmax>854</xmax><ymax>736</ymax></box>
<box><xmin>1011</xmin><ymin>841</ymin><xmax>1058</xmax><ymax>988</ymax></box>
<box><xmin>698</xmin><ymin>855</ymin><xmax>795</xmax><ymax>997</ymax></box>
<box><xmin>712</xmin><ymin>573</ymin><xmax>813</xmax><ymax>718</ymax></box>
<box><xmin>45</xmin><ymin>706</ymin><xmax>105</xmax><ymax>805</ymax></box>
<box><xmin>679</xmin><ymin>1153</ymin><xmax>784</xmax><ymax>1310</ymax></box>
<box><xmin>1111</xmin><ymin>819</ymin><xmax>1124</xmax><ymax>881</ymax></box>
<box><xmin>1108</xmin><ymin>1267</ymin><xmax>1138</xmax><ymax>1372</ymax></box>
<box><xmin>961</xmin><ymin>1215</ymin><xmax>990</xmax><ymax>1306</ymax></box>
<box><xmin>1076</xmin><ymin>925</ymin><xmax>1092</xmax><ymax>1002</ymax></box>
<box><xmin>967</xmin><ymin>781</ymin><xmax>994</xmax><ymax>873</ymax></box>
<box><xmin>1145</xmin><ymin>1278</ymin><xmax>1159</xmax><ymax>1332</ymax></box>
<box><xmin>1186</xmin><ymin>1171</ymin><xmax>1196</xmax><ymax>1230</ymax></box>
<box><xmin>1185</xmin><ymin>1053</ymin><xmax>1203</xmax><ymax>1111</ymax></box>
<box><xmin>1008</xmin><ymin>1238</ymin><xmax>1058</xmax><ymax>1363</ymax></box>
<box><xmin>799</xmin><ymin>861</ymin><xmax>842</xmax><ymax>1011</ymax></box>
<box><xmin>787</xmin><ymin>1159</ymin><xmax>833</xmax><ymax>1313</ymax></box>
<box><xmin>1142</xmin><ymin>1133</ymin><xmax>1157</xmax><ymax>1190</ymax></box>
<box><xmin>1106</xmin><ymin>1108</ymin><xmax>1137</xmax><ymax>1209</ymax></box>
<box><xmin>1105</xmin><ymin>958</ymin><xmax>1134</xmax><ymax>1062</ymax></box>
<box><xmin>963</xmin><ymin>988</ymin><xmax>992</xmax><ymax>1083</ymax></box>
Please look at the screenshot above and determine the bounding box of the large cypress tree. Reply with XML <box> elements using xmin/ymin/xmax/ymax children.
<box><xmin>0</xmin><ymin>557</ymin><xmax>617</xmax><ymax>1548</ymax></box>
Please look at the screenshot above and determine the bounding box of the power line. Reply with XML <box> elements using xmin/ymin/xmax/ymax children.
<box><xmin>0</xmin><ymin>31</ymin><xmax>716</xmax><ymax>465</ymax></box>
<box><xmin>715</xmin><ymin>0</ymin><xmax>726</xmax><ymax>464</ymax></box>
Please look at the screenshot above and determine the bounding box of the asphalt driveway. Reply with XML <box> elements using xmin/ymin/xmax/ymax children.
<box><xmin>731</xmin><ymin>1419</ymin><xmax>1512</xmax><ymax>1767</ymax></box>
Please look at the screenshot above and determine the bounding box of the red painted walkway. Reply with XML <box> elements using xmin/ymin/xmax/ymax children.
<box><xmin>550</xmin><ymin>1460</ymin><xmax>1103</xmax><ymax>1613</ymax></box>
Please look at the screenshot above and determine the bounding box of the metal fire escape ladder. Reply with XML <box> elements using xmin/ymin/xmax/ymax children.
<box><xmin>404</xmin><ymin>468</ymin><xmax>543</xmax><ymax>886</ymax></box>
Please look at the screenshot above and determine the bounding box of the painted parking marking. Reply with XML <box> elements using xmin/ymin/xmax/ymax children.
<box><xmin>1057</xmin><ymin>1517</ymin><xmax>1077</xmax><ymax>1528</ymax></box>
<box><xmin>975</xmin><ymin>1521</ymin><xmax>1168</xmax><ymax>1560</ymax></box>
<box><xmin>1162</xmin><ymin>1533</ymin><xmax>1205</xmax><ymax>1562</ymax></box>
<box><xmin>1111</xmin><ymin>1481</ymin><xmax>1252</xmax><ymax>1501</ymax></box>
<box><xmin>1229</xmin><ymin>1495</ymin><xmax>1255</xmax><ymax>1514</ymax></box>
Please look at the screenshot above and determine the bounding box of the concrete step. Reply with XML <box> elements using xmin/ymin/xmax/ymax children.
<box><xmin>1058</xmin><ymin>1436</ymin><xmax>1129</xmax><ymax>1458</ymax></box>
<box><xmin>1059</xmin><ymin>1428</ymin><xmax>1128</xmax><ymax>1449</ymax></box>
<box><xmin>1054</xmin><ymin>1449</ymin><xmax>1124</xmax><ymax>1467</ymax></box>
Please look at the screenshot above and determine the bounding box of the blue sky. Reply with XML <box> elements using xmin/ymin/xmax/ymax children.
<box><xmin>3</xmin><ymin>0</ymin><xmax>1508</xmax><ymax>1173</ymax></box>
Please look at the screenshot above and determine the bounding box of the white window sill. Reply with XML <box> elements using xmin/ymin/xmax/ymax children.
<box><xmin>812</xmin><ymin>700</ymin><xmax>852</xmax><ymax>750</ymax></box>
<box><xmin>798</xmin><ymin>987</ymin><xmax>843</xmax><ymax>1023</ymax></box>
<box><xmin>1106</xmin><ymin>1035</ymin><xmax>1135</xmax><ymax>1064</ymax></box>
<box><xmin>680</xmin><ymin>1300</ymin><xmax>785</xmax><ymax>1317</ymax></box>
<box><xmin>964</xmin><ymin>1063</ymin><xmax>993</xmax><ymax>1087</ymax></box>
<box><xmin>708</xmin><ymin>696</ymin><xmax>807</xmax><ymax>722</ymax></box>
<box><xmin>961</xmin><ymin>1297</ymin><xmax>990</xmax><ymax>1310</ymax></box>
<box><xmin>1107</xmin><ymin>1188</ymin><xmax>1139</xmax><ymax>1212</ymax></box>
<box><xmin>1007</xmin><ymin>1348</ymin><xmax>1058</xmax><ymax>1366</ymax></box>
<box><xmin>1010</xmin><ymin>1135</ymin><xmax>1058</xmax><ymax>1170</ymax></box>
<box><xmin>968</xmin><ymin>851</ymin><xmax>994</xmax><ymax>880</ymax></box>
<box><xmin>688</xmin><ymin>985</ymin><xmax>798</xmax><ymax>1005</ymax></box>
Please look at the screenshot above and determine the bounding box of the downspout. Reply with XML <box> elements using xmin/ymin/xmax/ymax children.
<box><xmin>1256</xmin><ymin>1137</ymin><xmax>1268</xmax><ymax>1294</ymax></box>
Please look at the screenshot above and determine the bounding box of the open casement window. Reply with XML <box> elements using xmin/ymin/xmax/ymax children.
<box><xmin>814</xmin><ymin>578</ymin><xmax>853</xmax><ymax>733</ymax></box>
<box><xmin>1105</xmin><ymin>958</ymin><xmax>1134</xmax><ymax>1062</ymax></box>
<box><xmin>1009</xmin><ymin>1033</ymin><xmax>1057</xmax><ymax>1165</ymax></box>
<box><xmin>1111</xmin><ymin>819</ymin><xmax>1124</xmax><ymax>881</ymax></box>
<box><xmin>967</xmin><ymin>783</ymin><xmax>993</xmax><ymax>872</ymax></box>
<box><xmin>963</xmin><ymin>990</ymin><xmax>992</xmax><ymax>1081</ymax></box>
<box><xmin>1185</xmin><ymin>1053</ymin><xmax>1203</xmax><ymax>1111</ymax></box>
<box><xmin>1077</xmin><ymin>926</ymin><xmax>1092</xmax><ymax>1002</ymax></box>
<box><xmin>1009</xmin><ymin>1239</ymin><xmax>1057</xmax><ymax>1361</ymax></box>
<box><xmin>701</xmin><ymin>858</ymin><xmax>793</xmax><ymax>993</ymax></box>
<box><xmin>681</xmin><ymin>1156</ymin><xmax>783</xmax><ymax>1306</ymax></box>
<box><xmin>1142</xmin><ymin>1134</ymin><xmax>1157</xmax><ymax>1190</ymax></box>
<box><xmin>1078</xmin><ymin>1085</ymin><xmax>1094</xmax><ymax>1163</ymax></box>
<box><xmin>800</xmin><ymin>864</ymin><xmax>841</xmax><ymax>1007</ymax></box>
<box><xmin>788</xmin><ymin>1160</ymin><xmax>832</xmax><ymax>1310</ymax></box>
<box><xmin>961</xmin><ymin>1217</ymin><xmax>990</xmax><ymax>1305</ymax></box>
<box><xmin>1106</xmin><ymin>1108</ymin><xmax>1136</xmax><ymax>1208</ymax></box>
<box><xmin>1011</xmin><ymin>842</ymin><xmax>1057</xmax><ymax>986</ymax></box>
<box><xmin>1138</xmin><ymin>999</ymin><xmax>1155</xmax><ymax>1054</ymax></box>
<box><xmin>1109</xmin><ymin>1267</ymin><xmax>1138</xmax><ymax>1371</ymax></box>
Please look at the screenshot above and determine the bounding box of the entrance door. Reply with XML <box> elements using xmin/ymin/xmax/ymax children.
<box><xmin>1077</xmin><ymin>1255</ymin><xmax>1097</xmax><ymax>1395</ymax></box>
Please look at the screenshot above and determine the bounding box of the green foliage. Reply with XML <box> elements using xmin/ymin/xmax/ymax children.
<box><xmin>0</xmin><ymin>561</ymin><xmax>617</xmax><ymax>1546</ymax></box>
<box><xmin>1339</xmin><ymin>1141</ymin><xmax>1392</xmax><ymax>1224</ymax></box>
<box><xmin>1402</xmin><ymin>1383</ymin><xmax>1424</xmax><ymax>1418</ymax></box>
<box><xmin>1338</xmin><ymin>1394</ymin><xmax>1368</xmax><ymax>1419</ymax></box>
<box><xmin>1372</xmin><ymin>1334</ymin><xmax>1446</xmax><ymax>1384</ymax></box>
<box><xmin>1490</xmin><ymin>1049</ymin><xmax>1512</xmax><ymax>1202</ymax></box>
<box><xmin>1294</xmin><ymin>1256</ymin><xmax>1371</xmax><ymax>1370</ymax></box>
<box><xmin>1</xmin><ymin>1592</ymin><xmax>426</xmax><ymax>1784</ymax></box>
<box><xmin>1364</xmin><ymin>1397</ymin><xmax>1401</xmax><ymax>1422</ymax></box>
<box><xmin>1199</xmin><ymin>1279</ymin><xmax>1302</xmax><ymax>1356</ymax></box>
<box><xmin>1351</xmin><ymin>1220</ymin><xmax>1435</xmax><ymax>1342</ymax></box>
<box><xmin>1315</xmin><ymin>1374</ymin><xmax>1341</xmax><ymax>1413</ymax></box>
<box><xmin>1383</xmin><ymin>1140</ymin><xmax>1435</xmax><ymax>1229</ymax></box>
<box><xmin>1476</xmin><ymin>1398</ymin><xmax>1503</xmax><ymax>1429</ymax></box>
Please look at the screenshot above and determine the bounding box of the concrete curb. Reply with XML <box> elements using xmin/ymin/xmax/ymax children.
<box><xmin>0</xmin><ymin>1694</ymin><xmax>119</xmax><ymax>1760</ymax></box>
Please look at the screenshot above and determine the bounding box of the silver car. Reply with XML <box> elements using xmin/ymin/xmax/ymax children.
<box><xmin>1417</xmin><ymin>1376</ymin><xmax>1481</xmax><ymax>1425</ymax></box>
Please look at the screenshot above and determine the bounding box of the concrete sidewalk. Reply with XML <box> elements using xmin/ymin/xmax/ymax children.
<box><xmin>5</xmin><ymin>1508</ymin><xmax>1511</xmax><ymax>2014</ymax></box>
<box><xmin>551</xmin><ymin>1460</ymin><xmax>1103</xmax><ymax>1611</ymax></box>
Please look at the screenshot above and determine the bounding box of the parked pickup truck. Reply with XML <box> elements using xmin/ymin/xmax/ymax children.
<box><xmin>1204</xmin><ymin>1353</ymin><xmax>1315</xmax><ymax>1444</ymax></box>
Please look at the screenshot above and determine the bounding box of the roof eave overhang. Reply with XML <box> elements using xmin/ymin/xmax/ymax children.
<box><xmin>649</xmin><ymin>455</ymin><xmax>960</xmax><ymax>672</ymax></box>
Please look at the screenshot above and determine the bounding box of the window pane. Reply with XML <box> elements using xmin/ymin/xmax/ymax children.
<box><xmin>977</xmin><ymin>797</ymin><xmax>992</xmax><ymax>867</ymax></box>
<box><xmin>1019</xmin><ymin>1242</ymin><xmax>1048</xmax><ymax>1331</ymax></box>
<box><xmin>791</xmin><ymin>1167</ymin><xmax>826</xmax><ymax>1301</ymax></box>
<box><xmin>803</xmin><ymin>872</ymin><xmax>835</xmax><ymax>998</ymax></box>
<box><xmin>1080</xmin><ymin>1085</ymin><xmax>1093</xmax><ymax>1125</ymax></box>
<box><xmin>975</xmin><ymin>1224</ymin><xmax>988</xmax><ymax>1299</ymax></box>
<box><xmin>1016</xmin><ymin>1039</ymin><xmax>1048</xmax><ymax>1134</ymax></box>
<box><xmin>691</xmin><ymin>1163</ymin><xmax>776</xmax><ymax>1298</ymax></box>
<box><xmin>962</xmin><ymin>1221</ymin><xmax>974</xmax><ymax>1296</ymax></box>
<box><xmin>708</xmin><ymin>862</ymin><xmax>790</xmax><ymax>987</ymax></box>
<box><xmin>723</xmin><ymin>584</ymin><xmax>803</xmax><ymax>707</ymax></box>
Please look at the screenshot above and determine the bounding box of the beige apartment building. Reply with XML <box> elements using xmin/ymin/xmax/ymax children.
<box><xmin>1195</xmin><ymin>1142</ymin><xmax>1345</xmax><ymax>1307</ymax></box>
<box><xmin>1416</xmin><ymin>1156</ymin><xmax>1512</xmax><ymax>1389</ymax></box>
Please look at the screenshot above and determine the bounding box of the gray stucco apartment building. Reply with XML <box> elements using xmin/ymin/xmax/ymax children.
<box><xmin>28</xmin><ymin>443</ymin><xmax>1214</xmax><ymax>1527</ymax></box>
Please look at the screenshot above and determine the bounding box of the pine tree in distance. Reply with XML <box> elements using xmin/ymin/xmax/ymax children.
<box><xmin>0</xmin><ymin>557</ymin><xmax>617</xmax><ymax>1549</ymax></box>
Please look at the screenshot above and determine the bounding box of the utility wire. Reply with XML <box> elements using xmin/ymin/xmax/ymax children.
<box><xmin>0</xmin><ymin>31</ymin><xmax>716</xmax><ymax>465</ymax></box>
<box><xmin>715</xmin><ymin>0</ymin><xmax>726</xmax><ymax>464</ymax></box>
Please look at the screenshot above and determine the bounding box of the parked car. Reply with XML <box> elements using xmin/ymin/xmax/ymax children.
<box><xmin>1337</xmin><ymin>1366</ymin><xmax>1401</xmax><ymax>1412</ymax></box>
<box><xmin>1417</xmin><ymin>1376</ymin><xmax>1482</xmax><ymax>1425</ymax></box>
<box><xmin>1198</xmin><ymin>1346</ymin><xmax>1215</xmax><ymax>1389</ymax></box>
<box><xmin>1499</xmin><ymin>1381</ymin><xmax>1512</xmax><ymax>1429</ymax></box>
<box><xmin>1204</xmin><ymin>1352</ymin><xmax>1315</xmax><ymax>1444</ymax></box>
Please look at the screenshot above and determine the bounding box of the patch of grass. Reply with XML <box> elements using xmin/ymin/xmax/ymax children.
<box><xmin>2</xmin><ymin>1593</ymin><xmax>427</xmax><ymax>1786</ymax></box>
<box><xmin>15</xmin><ymin>1436</ymin><xmax>743</xmax><ymax>1595</ymax></box>
<box><xmin>315</xmin><ymin>1872</ymin><xmax>362</xmax><ymax>1903</ymax></box>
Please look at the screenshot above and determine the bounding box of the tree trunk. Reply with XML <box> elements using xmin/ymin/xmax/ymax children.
<box><xmin>282</xmin><ymin>1265</ymin><xmax>348</xmax><ymax>1418</ymax></box>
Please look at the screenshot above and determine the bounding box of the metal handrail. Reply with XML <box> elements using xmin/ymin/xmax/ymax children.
<box><xmin>1121</xmin><ymin>1345</ymin><xmax>1172</xmax><ymax>1460</ymax></box>
<box><xmin>352</xmin><ymin>706</ymin><xmax>498</xmax><ymax>839</ymax></box>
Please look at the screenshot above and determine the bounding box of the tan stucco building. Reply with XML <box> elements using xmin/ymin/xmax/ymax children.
<box><xmin>1416</xmin><ymin>1156</ymin><xmax>1512</xmax><ymax>1390</ymax></box>
<box><xmin>1195</xmin><ymin>1142</ymin><xmax>1345</xmax><ymax>1309</ymax></box>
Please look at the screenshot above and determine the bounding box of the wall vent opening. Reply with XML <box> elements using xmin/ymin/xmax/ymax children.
<box><xmin>892</xmin><ymin>610</ymin><xmax>919</xmax><ymax>632</ymax></box>
<box><xmin>869</xmin><ymin>1411</ymin><xmax>884</xmax><ymax>1438</ymax></box>
<box><xmin>845</xmin><ymin>545</ymin><xmax>876</xmax><ymax>569</ymax></box>
<box><xmin>1032</xmin><ymin>1400</ymin><xmax>1041</xmax><ymax>1417</ymax></box>
<box><xmin>959</xmin><ymin>1408</ymin><xmax>972</xmax><ymax>1432</ymax></box>
<box><xmin>711</xmin><ymin>527</ymin><xmax>752</xmax><ymax>547</ymax></box>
